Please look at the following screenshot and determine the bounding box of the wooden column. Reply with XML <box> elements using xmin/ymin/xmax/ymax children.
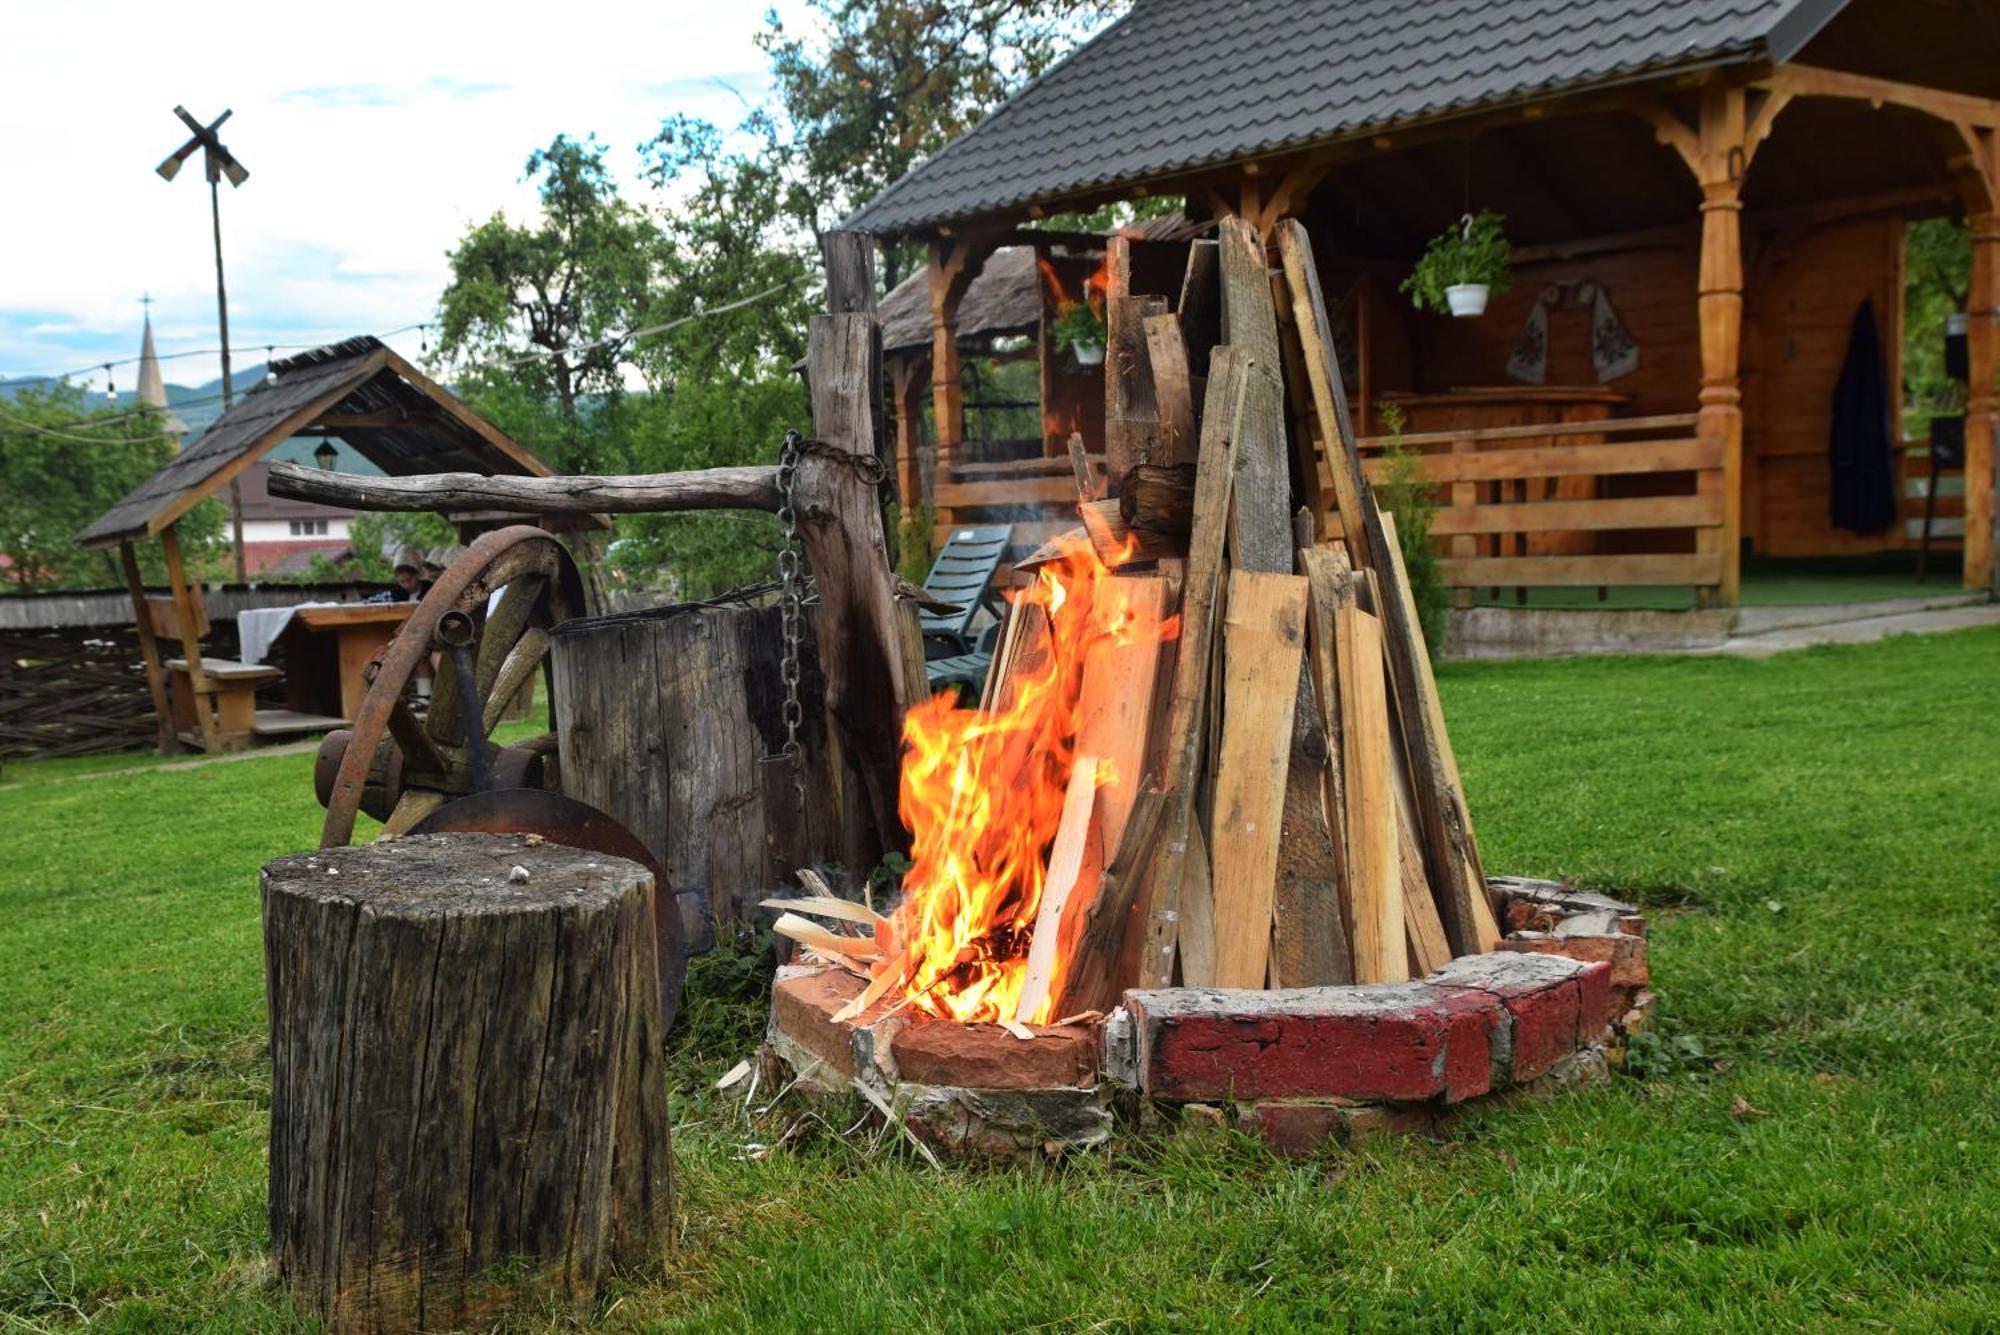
<box><xmin>926</xmin><ymin>240</ymin><xmax>981</xmax><ymax>480</ymax></box>
<box><xmin>159</xmin><ymin>523</ymin><xmax>218</xmax><ymax>749</ymax></box>
<box><xmin>1694</xmin><ymin>87</ymin><xmax>1748</xmax><ymax>607</ymax></box>
<box><xmin>890</xmin><ymin>353</ymin><xmax>930</xmax><ymax>530</ymax></box>
<box><xmin>1966</xmin><ymin>212</ymin><xmax>1999</xmax><ymax>589</ymax></box>
<box><xmin>263</xmin><ymin>833</ymin><xmax>671</xmax><ymax>1331</ymax></box>
<box><xmin>117</xmin><ymin>540</ymin><xmax>177</xmax><ymax>754</ymax></box>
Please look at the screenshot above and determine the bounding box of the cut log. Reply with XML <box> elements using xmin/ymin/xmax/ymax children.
<box><xmin>1058</xmin><ymin>787</ymin><xmax>1167</xmax><ymax>1014</ymax></box>
<box><xmin>1069</xmin><ymin>431</ymin><xmax>1105</xmax><ymax>501</ymax></box>
<box><xmin>1076</xmin><ymin>575</ymin><xmax>1172</xmax><ymax>857</ymax></box>
<box><xmin>1208</xmin><ymin>569</ymin><xmax>1308</xmax><ymax>989</ymax></box>
<box><xmin>1276</xmin><ymin>218</ymin><xmax>1493</xmax><ymax>955</ymax></box>
<box><xmin>1335</xmin><ymin>605</ymin><xmax>1406</xmax><ymax>983</ymax></box>
<box><xmin>263</xmin><ymin>833</ymin><xmax>670</xmax><ymax>1332</ymax></box>
<box><xmin>1119</xmin><ymin>463</ymin><xmax>1197</xmax><ymax>537</ymax></box>
<box><xmin>1015</xmin><ymin>757</ymin><xmax>1105</xmax><ymax>1023</ymax></box>
<box><xmin>551</xmin><ymin>602</ymin><xmax>834</xmax><ymax>931</ymax></box>
<box><xmin>803</xmin><ymin>313</ymin><xmax>929</xmax><ymax>871</ymax></box>
<box><xmin>1079</xmin><ymin>497</ymin><xmax>1183</xmax><ymax>566</ymax></box>
<box><xmin>1378</xmin><ymin>512</ymin><xmax>1501</xmax><ymax>952</ymax></box>
<box><xmin>1143</xmin><ymin>312</ymin><xmax>1197</xmax><ymax>466</ymax></box>
<box><xmin>1217</xmin><ymin>218</ymin><xmax>1292</xmax><ymax>576</ymax></box>
<box><xmin>265</xmin><ymin>459</ymin><xmax>781</xmax><ymax>516</ymax></box>
<box><xmin>1136</xmin><ymin>349</ymin><xmax>1247</xmax><ymax>988</ymax></box>
<box><xmin>1177</xmin><ymin>239</ymin><xmax>1221</xmax><ymax>380</ymax></box>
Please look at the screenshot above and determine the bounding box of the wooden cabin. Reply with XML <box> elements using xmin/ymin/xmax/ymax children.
<box><xmin>850</xmin><ymin>0</ymin><xmax>2000</xmax><ymax>601</ymax></box>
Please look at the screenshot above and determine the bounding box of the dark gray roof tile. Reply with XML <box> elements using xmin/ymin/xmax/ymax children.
<box><xmin>848</xmin><ymin>0</ymin><xmax>1841</xmax><ymax>234</ymax></box>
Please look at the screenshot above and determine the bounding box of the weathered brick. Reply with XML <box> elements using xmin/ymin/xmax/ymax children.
<box><xmin>891</xmin><ymin>1016</ymin><xmax>1100</xmax><ymax>1089</ymax></box>
<box><xmin>1338</xmin><ymin>1102</ymin><xmax>1440</xmax><ymax>1144</ymax></box>
<box><xmin>768</xmin><ymin>966</ymin><xmax>865</xmax><ymax>1079</ymax></box>
<box><xmin>1428</xmin><ymin>951</ymin><xmax>1594</xmax><ymax>1084</ymax></box>
<box><xmin>1502</xmin><ymin>929</ymin><xmax>1648</xmax><ymax>990</ymax></box>
<box><xmin>1239</xmin><ymin>1099</ymin><xmax>1350</xmax><ymax>1156</ymax></box>
<box><xmin>1126</xmin><ymin>985</ymin><xmax>1451</xmax><ymax>1102</ymax></box>
<box><xmin>1434</xmin><ymin>988</ymin><xmax>1500</xmax><ymax>1103</ymax></box>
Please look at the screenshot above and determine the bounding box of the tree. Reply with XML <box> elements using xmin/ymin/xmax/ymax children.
<box><xmin>0</xmin><ymin>386</ymin><xmax>223</xmax><ymax>591</ymax></box>
<box><xmin>759</xmin><ymin>0</ymin><xmax>1116</xmax><ymax>286</ymax></box>
<box><xmin>1903</xmin><ymin>218</ymin><xmax>1972</xmax><ymax>437</ymax></box>
<box><xmin>435</xmin><ymin>135</ymin><xmax>662</xmax><ymax>472</ymax></box>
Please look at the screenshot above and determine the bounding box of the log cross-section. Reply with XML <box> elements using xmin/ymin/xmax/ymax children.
<box><xmin>262</xmin><ymin>833</ymin><xmax>671</xmax><ymax>1333</ymax></box>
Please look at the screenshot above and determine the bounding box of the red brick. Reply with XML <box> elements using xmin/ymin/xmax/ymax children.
<box><xmin>891</xmin><ymin>1017</ymin><xmax>1100</xmax><ymax>1089</ymax></box>
<box><xmin>1127</xmin><ymin>985</ymin><xmax>1450</xmax><ymax>1103</ymax></box>
<box><xmin>1240</xmin><ymin>1100</ymin><xmax>1347</xmax><ymax>1156</ymax></box>
<box><xmin>1435</xmin><ymin>989</ymin><xmax>1500</xmax><ymax>1103</ymax></box>
<box><xmin>1503</xmin><ymin>978</ymin><xmax>1582</xmax><ymax>1082</ymax></box>
<box><xmin>769</xmin><ymin>968</ymin><xmax>864</xmax><ymax>1079</ymax></box>
<box><xmin>1502</xmin><ymin>931</ymin><xmax>1648</xmax><ymax>990</ymax></box>
<box><xmin>1338</xmin><ymin>1103</ymin><xmax>1440</xmax><ymax>1144</ymax></box>
<box><xmin>1574</xmin><ymin>960</ymin><xmax>1615</xmax><ymax>1037</ymax></box>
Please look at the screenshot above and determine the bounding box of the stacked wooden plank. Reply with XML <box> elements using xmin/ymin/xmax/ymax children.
<box><xmin>778</xmin><ymin>220</ymin><xmax>1500</xmax><ymax>1018</ymax></box>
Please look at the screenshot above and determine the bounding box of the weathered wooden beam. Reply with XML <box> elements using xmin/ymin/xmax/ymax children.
<box><xmin>267</xmin><ymin>459</ymin><xmax>782</xmax><ymax>515</ymax></box>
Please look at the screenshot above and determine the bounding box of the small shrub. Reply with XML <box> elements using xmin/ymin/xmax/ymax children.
<box><xmin>1374</xmin><ymin>402</ymin><xmax>1449</xmax><ymax>657</ymax></box>
<box><xmin>1049</xmin><ymin>300</ymin><xmax>1106</xmax><ymax>357</ymax></box>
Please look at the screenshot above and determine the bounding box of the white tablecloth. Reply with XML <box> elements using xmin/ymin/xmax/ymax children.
<box><xmin>236</xmin><ymin>602</ymin><xmax>346</xmax><ymax>665</ymax></box>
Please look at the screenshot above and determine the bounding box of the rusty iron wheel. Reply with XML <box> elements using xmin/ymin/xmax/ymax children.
<box><xmin>316</xmin><ymin>525</ymin><xmax>586</xmax><ymax>848</ymax></box>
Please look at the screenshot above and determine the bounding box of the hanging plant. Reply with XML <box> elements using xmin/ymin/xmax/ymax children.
<box><xmin>1051</xmin><ymin>300</ymin><xmax>1106</xmax><ymax>365</ymax></box>
<box><xmin>1401</xmin><ymin>210</ymin><xmax>1513</xmax><ymax>317</ymax></box>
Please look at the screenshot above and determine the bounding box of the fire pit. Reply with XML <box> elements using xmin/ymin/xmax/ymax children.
<box><xmin>755</xmin><ymin>220</ymin><xmax>1655</xmax><ymax>1157</ymax></box>
<box><xmin>763</xmin><ymin>878</ymin><xmax>1653</xmax><ymax>1158</ymax></box>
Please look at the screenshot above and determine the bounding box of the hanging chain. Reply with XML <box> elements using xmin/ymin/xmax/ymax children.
<box><xmin>775</xmin><ymin>429</ymin><xmax>807</xmax><ymax>758</ymax></box>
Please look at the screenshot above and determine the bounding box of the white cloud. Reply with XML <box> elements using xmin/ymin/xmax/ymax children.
<box><xmin>0</xmin><ymin>0</ymin><xmax>797</xmax><ymax>391</ymax></box>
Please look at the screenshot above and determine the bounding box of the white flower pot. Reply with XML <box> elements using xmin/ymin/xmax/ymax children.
<box><xmin>1445</xmin><ymin>284</ymin><xmax>1490</xmax><ymax>318</ymax></box>
<box><xmin>1072</xmin><ymin>343</ymin><xmax>1105</xmax><ymax>366</ymax></box>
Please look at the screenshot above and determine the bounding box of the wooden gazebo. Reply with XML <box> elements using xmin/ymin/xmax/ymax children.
<box><xmin>76</xmin><ymin>336</ymin><xmax>556</xmax><ymax>753</ymax></box>
<box><xmin>852</xmin><ymin>0</ymin><xmax>2000</xmax><ymax>602</ymax></box>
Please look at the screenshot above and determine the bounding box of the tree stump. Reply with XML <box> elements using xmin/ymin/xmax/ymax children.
<box><xmin>550</xmin><ymin>602</ymin><xmax>842</xmax><ymax>932</ymax></box>
<box><xmin>262</xmin><ymin>833</ymin><xmax>672</xmax><ymax>1332</ymax></box>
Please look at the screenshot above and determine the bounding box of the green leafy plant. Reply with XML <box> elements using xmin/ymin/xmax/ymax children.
<box><xmin>1400</xmin><ymin>209</ymin><xmax>1513</xmax><ymax>313</ymax></box>
<box><xmin>1049</xmin><ymin>300</ymin><xmax>1106</xmax><ymax>357</ymax></box>
<box><xmin>1374</xmin><ymin>402</ymin><xmax>1449</xmax><ymax>657</ymax></box>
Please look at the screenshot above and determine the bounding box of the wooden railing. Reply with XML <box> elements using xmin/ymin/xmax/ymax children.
<box><xmin>932</xmin><ymin>453</ymin><xmax>1105</xmax><ymax>556</ymax></box>
<box><xmin>1348</xmin><ymin>413</ymin><xmax>1724</xmax><ymax>595</ymax></box>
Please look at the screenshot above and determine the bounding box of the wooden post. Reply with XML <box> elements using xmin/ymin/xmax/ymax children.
<box><xmin>1966</xmin><ymin>212</ymin><xmax>1999</xmax><ymax>590</ymax></box>
<box><xmin>159</xmin><ymin>522</ymin><xmax>219</xmax><ymax>750</ymax></box>
<box><xmin>927</xmin><ymin>236</ymin><xmax>990</xmax><ymax>488</ymax></box>
<box><xmin>803</xmin><ymin>300</ymin><xmax>928</xmax><ymax>871</ymax></box>
<box><xmin>118</xmin><ymin>540</ymin><xmax>176</xmax><ymax>754</ymax></box>
<box><xmin>890</xmin><ymin>353</ymin><xmax>930</xmax><ymax>539</ymax></box>
<box><xmin>262</xmin><ymin>833</ymin><xmax>671</xmax><ymax>1331</ymax></box>
<box><xmin>1694</xmin><ymin>86</ymin><xmax>1747</xmax><ymax>608</ymax></box>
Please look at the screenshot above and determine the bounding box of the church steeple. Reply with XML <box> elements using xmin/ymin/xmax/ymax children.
<box><xmin>136</xmin><ymin>297</ymin><xmax>188</xmax><ymax>443</ymax></box>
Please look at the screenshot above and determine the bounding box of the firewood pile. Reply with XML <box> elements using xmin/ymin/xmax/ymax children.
<box><xmin>773</xmin><ymin>219</ymin><xmax>1500</xmax><ymax>1028</ymax></box>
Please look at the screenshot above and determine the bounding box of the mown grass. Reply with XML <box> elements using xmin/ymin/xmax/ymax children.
<box><xmin>3</xmin><ymin>629</ymin><xmax>1998</xmax><ymax>1330</ymax></box>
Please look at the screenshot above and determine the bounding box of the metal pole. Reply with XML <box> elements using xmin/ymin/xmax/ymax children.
<box><xmin>210</xmin><ymin>171</ymin><xmax>247</xmax><ymax>582</ymax></box>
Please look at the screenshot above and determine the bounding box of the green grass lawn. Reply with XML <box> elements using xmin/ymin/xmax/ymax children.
<box><xmin>4</xmin><ymin>630</ymin><xmax>1998</xmax><ymax>1330</ymax></box>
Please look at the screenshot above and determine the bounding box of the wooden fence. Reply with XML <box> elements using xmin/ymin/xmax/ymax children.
<box><xmin>1350</xmin><ymin>413</ymin><xmax>1723</xmax><ymax>595</ymax></box>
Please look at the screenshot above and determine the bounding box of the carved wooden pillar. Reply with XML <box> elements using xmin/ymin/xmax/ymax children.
<box><xmin>1694</xmin><ymin>87</ymin><xmax>1748</xmax><ymax>607</ymax></box>
<box><xmin>1965</xmin><ymin>212</ymin><xmax>1999</xmax><ymax>589</ymax></box>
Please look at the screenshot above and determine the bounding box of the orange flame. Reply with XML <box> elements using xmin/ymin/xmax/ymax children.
<box><xmin>886</xmin><ymin>533</ymin><xmax>1146</xmax><ymax>1023</ymax></box>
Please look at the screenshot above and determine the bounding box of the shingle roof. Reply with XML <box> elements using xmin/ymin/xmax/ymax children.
<box><xmin>847</xmin><ymin>0</ymin><xmax>1845</xmax><ymax>236</ymax></box>
<box><xmin>76</xmin><ymin>336</ymin><xmax>547</xmax><ymax>549</ymax></box>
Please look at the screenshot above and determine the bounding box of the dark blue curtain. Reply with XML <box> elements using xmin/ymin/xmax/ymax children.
<box><xmin>1829</xmin><ymin>297</ymin><xmax>1899</xmax><ymax>535</ymax></box>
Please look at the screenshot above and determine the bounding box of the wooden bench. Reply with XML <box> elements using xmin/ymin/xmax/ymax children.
<box><xmin>164</xmin><ymin>656</ymin><xmax>282</xmax><ymax>751</ymax></box>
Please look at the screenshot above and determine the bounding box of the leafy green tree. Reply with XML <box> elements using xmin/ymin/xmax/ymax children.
<box><xmin>0</xmin><ymin>386</ymin><xmax>223</xmax><ymax>591</ymax></box>
<box><xmin>435</xmin><ymin>135</ymin><xmax>662</xmax><ymax>472</ymax></box>
<box><xmin>759</xmin><ymin>0</ymin><xmax>1115</xmax><ymax>286</ymax></box>
<box><xmin>1903</xmin><ymin>218</ymin><xmax>1972</xmax><ymax>438</ymax></box>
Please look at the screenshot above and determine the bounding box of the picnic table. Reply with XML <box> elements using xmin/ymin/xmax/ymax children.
<box><xmin>239</xmin><ymin>601</ymin><xmax>415</xmax><ymax>727</ymax></box>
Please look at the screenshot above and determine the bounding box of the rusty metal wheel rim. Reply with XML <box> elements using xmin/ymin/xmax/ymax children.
<box><xmin>318</xmin><ymin>525</ymin><xmax>585</xmax><ymax>847</ymax></box>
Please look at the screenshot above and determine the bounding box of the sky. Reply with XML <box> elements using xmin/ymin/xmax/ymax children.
<box><xmin>0</xmin><ymin>0</ymin><xmax>803</xmax><ymax>396</ymax></box>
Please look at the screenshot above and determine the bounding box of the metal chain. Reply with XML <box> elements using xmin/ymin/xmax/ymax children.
<box><xmin>775</xmin><ymin>429</ymin><xmax>807</xmax><ymax>758</ymax></box>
